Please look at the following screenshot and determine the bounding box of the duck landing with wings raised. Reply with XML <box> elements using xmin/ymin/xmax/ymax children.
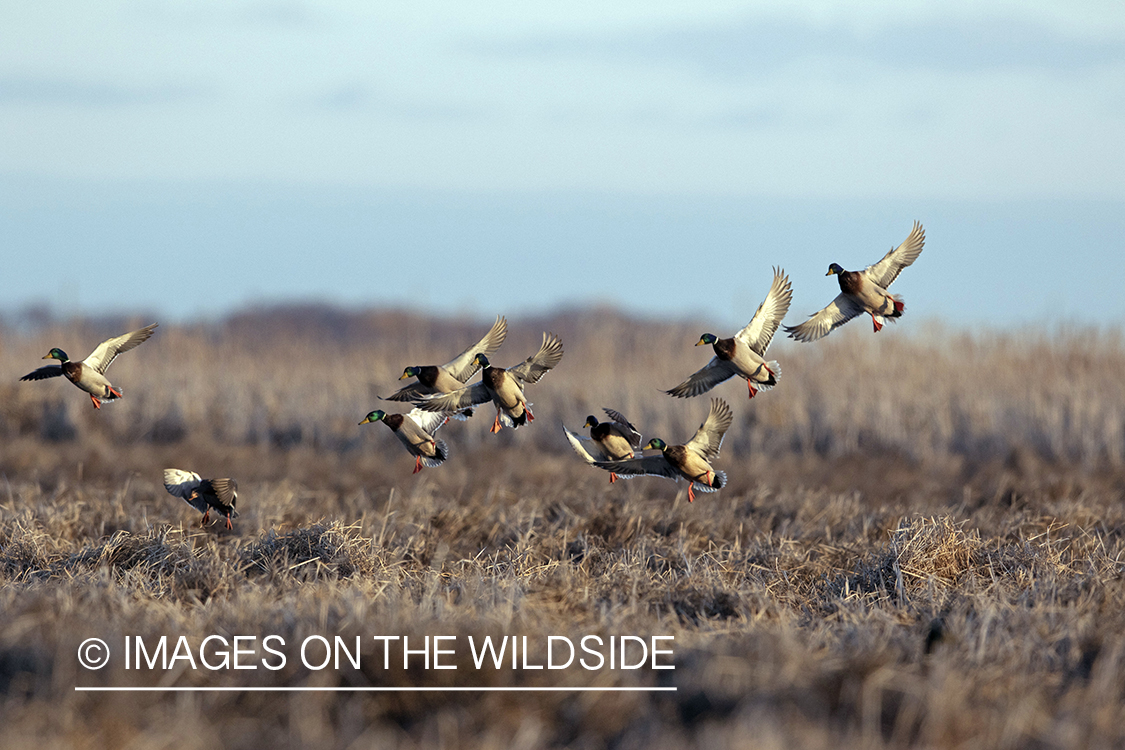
<box><xmin>785</xmin><ymin>221</ymin><xmax>925</xmax><ymax>342</ymax></box>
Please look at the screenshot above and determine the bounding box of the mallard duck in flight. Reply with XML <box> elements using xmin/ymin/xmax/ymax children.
<box><xmin>163</xmin><ymin>469</ymin><xmax>239</xmax><ymax>529</ymax></box>
<box><xmin>666</xmin><ymin>267</ymin><xmax>792</xmax><ymax>400</ymax></box>
<box><xmin>360</xmin><ymin>408</ymin><xmax>450</xmax><ymax>474</ymax></box>
<box><xmin>20</xmin><ymin>323</ymin><xmax>158</xmax><ymax>408</ymax></box>
<box><xmin>785</xmin><ymin>222</ymin><xmax>925</xmax><ymax>342</ymax></box>
<box><xmin>563</xmin><ymin>408</ymin><xmax>643</xmax><ymax>483</ymax></box>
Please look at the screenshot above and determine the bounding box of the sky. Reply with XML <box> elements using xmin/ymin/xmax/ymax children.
<box><xmin>2</xmin><ymin>1</ymin><xmax>1124</xmax><ymax>329</ymax></box>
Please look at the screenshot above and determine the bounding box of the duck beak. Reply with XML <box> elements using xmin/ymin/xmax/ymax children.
<box><xmin>359</xmin><ymin>417</ymin><xmax>372</xmax><ymax>425</ymax></box>
<box><xmin>695</xmin><ymin>339</ymin><xmax>707</xmax><ymax>346</ymax></box>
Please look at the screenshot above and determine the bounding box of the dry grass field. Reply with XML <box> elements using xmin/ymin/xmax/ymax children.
<box><xmin>1</xmin><ymin>307</ymin><xmax>1124</xmax><ymax>749</ymax></box>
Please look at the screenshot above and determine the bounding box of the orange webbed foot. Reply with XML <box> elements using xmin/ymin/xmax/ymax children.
<box><xmin>412</xmin><ymin>455</ymin><xmax>423</xmax><ymax>474</ymax></box>
<box><xmin>871</xmin><ymin>313</ymin><xmax>884</xmax><ymax>333</ymax></box>
<box><xmin>225</xmin><ymin>515</ymin><xmax>233</xmax><ymax>530</ymax></box>
<box><xmin>687</xmin><ymin>484</ymin><xmax>696</xmax><ymax>503</ymax></box>
<box><xmin>525</xmin><ymin>405</ymin><xmax>535</xmax><ymax>422</ymax></box>
<box><xmin>90</xmin><ymin>395</ymin><xmax>102</xmax><ymax>409</ymax></box>
<box><xmin>491</xmin><ymin>410</ymin><xmax>503</xmax><ymax>433</ymax></box>
<box><xmin>747</xmin><ymin>381</ymin><xmax>757</xmax><ymax>399</ymax></box>
<box><xmin>609</xmin><ymin>473</ymin><xmax>618</xmax><ymax>484</ymax></box>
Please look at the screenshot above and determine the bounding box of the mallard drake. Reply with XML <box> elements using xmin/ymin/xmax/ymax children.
<box><xmin>384</xmin><ymin>315</ymin><xmax>507</xmax><ymax>419</ymax></box>
<box><xmin>416</xmin><ymin>332</ymin><xmax>564</xmax><ymax>432</ymax></box>
<box><xmin>785</xmin><ymin>222</ymin><xmax>925</xmax><ymax>342</ymax></box>
<box><xmin>20</xmin><ymin>323</ymin><xmax>158</xmax><ymax>408</ymax></box>
<box><xmin>563</xmin><ymin>408</ymin><xmax>643</xmax><ymax>483</ymax></box>
<box><xmin>360</xmin><ymin>408</ymin><xmax>450</xmax><ymax>474</ymax></box>
<box><xmin>594</xmin><ymin>398</ymin><xmax>733</xmax><ymax>502</ymax></box>
<box><xmin>666</xmin><ymin>267</ymin><xmax>792</xmax><ymax>400</ymax></box>
<box><xmin>163</xmin><ymin>469</ymin><xmax>239</xmax><ymax>529</ymax></box>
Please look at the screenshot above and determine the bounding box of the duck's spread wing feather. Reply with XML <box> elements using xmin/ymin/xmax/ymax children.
<box><xmin>665</xmin><ymin>357</ymin><xmax>735</xmax><ymax>398</ymax></box>
<box><xmin>443</xmin><ymin>315</ymin><xmax>508</xmax><ymax>383</ymax></box>
<box><xmin>207</xmin><ymin>478</ymin><xmax>238</xmax><ymax>507</ymax></box>
<box><xmin>163</xmin><ymin>468</ymin><xmax>203</xmax><ymax>500</ymax></box>
<box><xmin>383</xmin><ymin>382</ymin><xmax>429</xmax><ymax>402</ymax></box>
<box><xmin>406</xmin><ymin>408</ymin><xmax>449</xmax><ymax>436</ymax></box>
<box><xmin>415</xmin><ymin>382</ymin><xmax>491</xmax><ymax>413</ymax></box>
<box><xmin>507</xmin><ymin>332</ymin><xmax>564</xmax><ymax>385</ymax></box>
<box><xmin>735</xmin><ymin>267</ymin><xmax>793</xmax><ymax>355</ymax></box>
<box><xmin>603</xmin><ymin>408</ymin><xmax>642</xmax><ymax>448</ymax></box>
<box><xmin>593</xmin><ymin>455</ymin><xmax>679</xmax><ymax>480</ymax></box>
<box><xmin>684</xmin><ymin>398</ymin><xmax>733</xmax><ymax>462</ymax></box>
<box><xmin>19</xmin><ymin>365</ymin><xmax>65</xmax><ymax>381</ymax></box>
<box><xmin>563</xmin><ymin>425</ymin><xmax>603</xmax><ymax>463</ymax></box>
<box><xmin>863</xmin><ymin>221</ymin><xmax>925</xmax><ymax>290</ymax></box>
<box><xmin>784</xmin><ymin>293</ymin><xmax>866</xmax><ymax>343</ymax></box>
<box><xmin>84</xmin><ymin>323</ymin><xmax>158</xmax><ymax>374</ymax></box>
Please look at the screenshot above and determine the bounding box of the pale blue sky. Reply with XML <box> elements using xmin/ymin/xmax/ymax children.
<box><xmin>2</xmin><ymin>2</ymin><xmax>1123</xmax><ymax>328</ymax></box>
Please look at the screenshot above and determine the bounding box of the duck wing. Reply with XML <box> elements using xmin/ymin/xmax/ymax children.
<box><xmin>863</xmin><ymin>221</ymin><xmax>925</xmax><ymax>290</ymax></box>
<box><xmin>784</xmin><ymin>293</ymin><xmax>866</xmax><ymax>343</ymax></box>
<box><xmin>603</xmin><ymin>408</ymin><xmax>642</xmax><ymax>448</ymax></box>
<box><xmin>665</xmin><ymin>357</ymin><xmax>736</xmax><ymax>398</ymax></box>
<box><xmin>415</xmin><ymin>382</ymin><xmax>491</xmax><ymax>413</ymax></box>
<box><xmin>735</xmin><ymin>267</ymin><xmax>793</xmax><ymax>355</ymax></box>
<box><xmin>683</xmin><ymin>398</ymin><xmax>733</xmax><ymax>462</ymax></box>
<box><xmin>507</xmin><ymin>332</ymin><xmax>564</xmax><ymax>385</ymax></box>
<box><xmin>19</xmin><ymin>365</ymin><xmax>65</xmax><ymax>381</ymax></box>
<box><xmin>443</xmin><ymin>315</ymin><xmax>508</xmax><ymax>383</ymax></box>
<box><xmin>83</xmin><ymin>323</ymin><xmax>158</xmax><ymax>374</ymax></box>
<box><xmin>592</xmin><ymin>454</ymin><xmax>679</xmax><ymax>481</ymax></box>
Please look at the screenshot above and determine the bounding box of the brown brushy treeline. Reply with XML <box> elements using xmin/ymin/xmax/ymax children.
<box><xmin>1</xmin><ymin>306</ymin><xmax>1124</xmax><ymax>749</ymax></box>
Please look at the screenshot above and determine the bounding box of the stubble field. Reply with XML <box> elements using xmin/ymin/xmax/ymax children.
<box><xmin>1</xmin><ymin>307</ymin><xmax>1124</xmax><ymax>749</ymax></box>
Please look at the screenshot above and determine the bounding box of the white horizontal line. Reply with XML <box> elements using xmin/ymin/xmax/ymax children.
<box><xmin>75</xmin><ymin>686</ymin><xmax>676</xmax><ymax>693</ymax></box>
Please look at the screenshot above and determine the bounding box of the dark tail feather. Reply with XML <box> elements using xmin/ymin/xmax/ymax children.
<box><xmin>712</xmin><ymin>470</ymin><xmax>727</xmax><ymax>489</ymax></box>
<box><xmin>511</xmin><ymin>410</ymin><xmax>528</xmax><ymax>428</ymax></box>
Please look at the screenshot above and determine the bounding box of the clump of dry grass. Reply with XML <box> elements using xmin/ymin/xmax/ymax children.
<box><xmin>242</xmin><ymin>521</ymin><xmax>377</xmax><ymax>581</ymax></box>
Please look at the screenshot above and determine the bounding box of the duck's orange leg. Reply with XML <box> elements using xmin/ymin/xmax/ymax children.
<box><xmin>525</xmin><ymin>405</ymin><xmax>535</xmax><ymax>422</ymax></box>
<box><xmin>871</xmin><ymin>313</ymin><xmax>884</xmax><ymax>333</ymax></box>
<box><xmin>747</xmin><ymin>381</ymin><xmax>757</xmax><ymax>399</ymax></box>
<box><xmin>200</xmin><ymin>510</ymin><xmax>210</xmax><ymax>527</ymax></box>
<box><xmin>412</xmin><ymin>455</ymin><xmax>423</xmax><ymax>474</ymax></box>
<box><xmin>90</xmin><ymin>394</ymin><xmax>102</xmax><ymax>409</ymax></box>
<box><xmin>225</xmin><ymin>514</ymin><xmax>233</xmax><ymax>530</ymax></box>
<box><xmin>107</xmin><ymin>386</ymin><xmax>122</xmax><ymax>399</ymax></box>
<box><xmin>491</xmin><ymin>407</ymin><xmax>503</xmax><ymax>433</ymax></box>
<box><xmin>687</xmin><ymin>483</ymin><xmax>696</xmax><ymax>503</ymax></box>
<box><xmin>609</xmin><ymin>473</ymin><xmax>618</xmax><ymax>484</ymax></box>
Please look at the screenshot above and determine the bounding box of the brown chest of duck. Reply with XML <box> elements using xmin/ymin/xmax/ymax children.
<box><xmin>699</xmin><ymin>334</ymin><xmax>736</xmax><ymax>362</ymax></box>
<box><xmin>829</xmin><ymin>263</ymin><xmax>865</xmax><ymax>295</ymax></box>
<box><xmin>382</xmin><ymin>412</ymin><xmax>407</xmax><ymax>431</ymax></box>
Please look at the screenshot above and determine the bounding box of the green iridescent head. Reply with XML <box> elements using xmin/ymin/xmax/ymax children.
<box><xmin>583</xmin><ymin>415</ymin><xmax>599</xmax><ymax>428</ymax></box>
<box><xmin>43</xmin><ymin>348</ymin><xmax>69</xmax><ymax>362</ymax></box>
<box><xmin>474</xmin><ymin>353</ymin><xmax>491</xmax><ymax>368</ymax></box>
<box><xmin>643</xmin><ymin>438</ymin><xmax>667</xmax><ymax>451</ymax></box>
<box><xmin>399</xmin><ymin>367</ymin><xmax>420</xmax><ymax>380</ymax></box>
<box><xmin>359</xmin><ymin>410</ymin><xmax>387</xmax><ymax>426</ymax></box>
<box><xmin>696</xmin><ymin>333</ymin><xmax>718</xmax><ymax>347</ymax></box>
<box><xmin>826</xmin><ymin>262</ymin><xmax>845</xmax><ymax>276</ymax></box>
